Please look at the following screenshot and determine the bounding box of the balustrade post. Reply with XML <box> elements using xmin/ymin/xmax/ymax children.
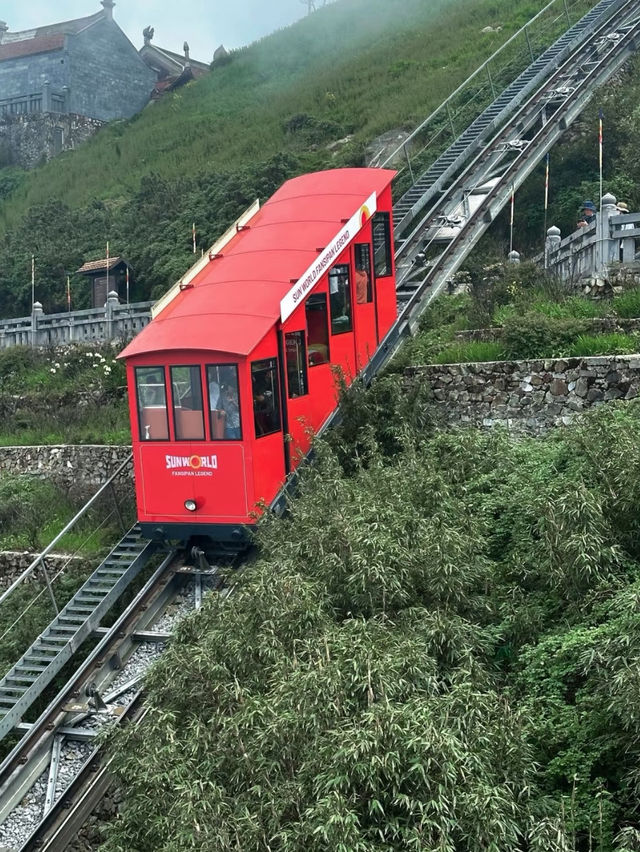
<box><xmin>597</xmin><ymin>192</ymin><xmax>618</xmax><ymax>275</ymax></box>
<box><xmin>545</xmin><ymin>225</ymin><xmax>561</xmax><ymax>273</ymax></box>
<box><xmin>31</xmin><ymin>302</ymin><xmax>43</xmax><ymax>348</ymax></box>
<box><xmin>105</xmin><ymin>290</ymin><xmax>119</xmax><ymax>341</ymax></box>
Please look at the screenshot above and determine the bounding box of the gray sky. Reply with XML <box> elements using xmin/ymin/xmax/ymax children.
<box><xmin>2</xmin><ymin>0</ymin><xmax>319</xmax><ymax>62</ymax></box>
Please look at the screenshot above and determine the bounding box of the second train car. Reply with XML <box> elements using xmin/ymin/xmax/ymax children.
<box><xmin>119</xmin><ymin>168</ymin><xmax>397</xmax><ymax>544</ymax></box>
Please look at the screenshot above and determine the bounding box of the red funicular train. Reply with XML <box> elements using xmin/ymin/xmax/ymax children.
<box><xmin>119</xmin><ymin>168</ymin><xmax>397</xmax><ymax>545</ymax></box>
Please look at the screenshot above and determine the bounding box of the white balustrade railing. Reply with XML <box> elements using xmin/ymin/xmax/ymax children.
<box><xmin>0</xmin><ymin>292</ymin><xmax>153</xmax><ymax>349</ymax></box>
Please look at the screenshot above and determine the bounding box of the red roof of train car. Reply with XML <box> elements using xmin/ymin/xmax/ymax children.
<box><xmin>120</xmin><ymin>168</ymin><xmax>395</xmax><ymax>359</ymax></box>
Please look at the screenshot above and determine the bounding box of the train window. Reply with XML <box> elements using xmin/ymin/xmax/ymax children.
<box><xmin>285</xmin><ymin>331</ymin><xmax>308</xmax><ymax>398</ymax></box>
<box><xmin>206</xmin><ymin>364</ymin><xmax>242</xmax><ymax>440</ymax></box>
<box><xmin>329</xmin><ymin>264</ymin><xmax>352</xmax><ymax>334</ymax></box>
<box><xmin>305</xmin><ymin>293</ymin><xmax>330</xmax><ymax>366</ymax></box>
<box><xmin>354</xmin><ymin>243</ymin><xmax>373</xmax><ymax>303</ymax></box>
<box><xmin>171</xmin><ymin>366</ymin><xmax>205</xmax><ymax>441</ymax></box>
<box><xmin>251</xmin><ymin>358</ymin><xmax>282</xmax><ymax>437</ymax></box>
<box><xmin>135</xmin><ymin>366</ymin><xmax>169</xmax><ymax>441</ymax></box>
<box><xmin>372</xmin><ymin>211</ymin><xmax>392</xmax><ymax>278</ymax></box>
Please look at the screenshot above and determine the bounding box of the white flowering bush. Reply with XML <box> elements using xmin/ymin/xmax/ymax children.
<box><xmin>0</xmin><ymin>343</ymin><xmax>125</xmax><ymax>394</ymax></box>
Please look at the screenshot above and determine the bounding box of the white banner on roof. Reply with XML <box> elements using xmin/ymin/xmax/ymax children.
<box><xmin>279</xmin><ymin>191</ymin><xmax>377</xmax><ymax>323</ymax></box>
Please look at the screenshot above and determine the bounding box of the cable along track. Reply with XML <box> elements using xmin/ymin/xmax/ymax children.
<box><xmin>3</xmin><ymin>1</ymin><xmax>640</xmax><ymax>847</ymax></box>
<box><xmin>0</xmin><ymin>550</ymin><xmax>227</xmax><ymax>851</ymax></box>
<box><xmin>362</xmin><ymin>0</ymin><xmax>640</xmax><ymax>382</ymax></box>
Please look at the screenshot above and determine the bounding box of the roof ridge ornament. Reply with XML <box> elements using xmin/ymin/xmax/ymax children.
<box><xmin>100</xmin><ymin>0</ymin><xmax>115</xmax><ymax>21</ymax></box>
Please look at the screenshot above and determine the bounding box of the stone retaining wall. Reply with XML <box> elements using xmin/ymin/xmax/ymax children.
<box><xmin>0</xmin><ymin>552</ymin><xmax>86</xmax><ymax>589</ymax></box>
<box><xmin>407</xmin><ymin>354</ymin><xmax>640</xmax><ymax>433</ymax></box>
<box><xmin>0</xmin><ymin>446</ymin><xmax>131</xmax><ymax>486</ymax></box>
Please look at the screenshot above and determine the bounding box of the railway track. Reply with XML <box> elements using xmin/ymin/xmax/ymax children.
<box><xmin>0</xmin><ymin>549</ymin><xmax>226</xmax><ymax>851</ymax></box>
<box><xmin>2</xmin><ymin>1</ymin><xmax>640</xmax><ymax>846</ymax></box>
<box><xmin>362</xmin><ymin>0</ymin><xmax>640</xmax><ymax>382</ymax></box>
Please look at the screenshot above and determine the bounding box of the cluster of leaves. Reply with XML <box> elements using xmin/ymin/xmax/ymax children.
<box><xmin>0</xmin><ymin>344</ymin><xmax>130</xmax><ymax>445</ymax></box>
<box><xmin>397</xmin><ymin>262</ymin><xmax>640</xmax><ymax>366</ymax></box>
<box><xmin>103</xmin><ymin>384</ymin><xmax>640</xmax><ymax>851</ymax></box>
<box><xmin>0</xmin><ymin>0</ymin><xmax>566</xmax><ymax>318</ymax></box>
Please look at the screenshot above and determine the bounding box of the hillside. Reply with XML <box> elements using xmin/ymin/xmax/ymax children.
<box><xmin>0</xmin><ymin>0</ymin><xmax>578</xmax><ymax>318</ymax></box>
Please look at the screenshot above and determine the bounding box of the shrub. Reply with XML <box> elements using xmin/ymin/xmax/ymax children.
<box><xmin>501</xmin><ymin>313</ymin><xmax>591</xmax><ymax>359</ymax></box>
<box><xmin>433</xmin><ymin>341</ymin><xmax>506</xmax><ymax>364</ymax></box>
<box><xmin>613</xmin><ymin>286</ymin><xmax>640</xmax><ymax>319</ymax></box>
<box><xmin>566</xmin><ymin>332</ymin><xmax>640</xmax><ymax>357</ymax></box>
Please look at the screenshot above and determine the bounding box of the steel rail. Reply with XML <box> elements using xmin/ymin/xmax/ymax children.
<box><xmin>379</xmin><ymin>0</ymin><xmax>596</xmax><ymax>170</ymax></box>
<box><xmin>0</xmin><ymin>453</ymin><xmax>133</xmax><ymax>608</ymax></box>
<box><xmin>361</xmin><ymin>0</ymin><xmax>640</xmax><ymax>381</ymax></box>
<box><xmin>0</xmin><ymin>548</ymin><xmax>178</xmax><ymax>818</ymax></box>
<box><xmin>404</xmin><ymin>4</ymin><xmax>640</xmax><ymax>304</ymax></box>
<box><xmin>19</xmin><ymin>696</ymin><xmax>149</xmax><ymax>852</ymax></box>
<box><xmin>393</xmin><ymin>0</ymin><xmax>640</xmax><ymax>269</ymax></box>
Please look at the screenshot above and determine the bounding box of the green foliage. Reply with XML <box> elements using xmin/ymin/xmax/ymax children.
<box><xmin>502</xmin><ymin>312</ymin><xmax>592</xmax><ymax>359</ymax></box>
<box><xmin>433</xmin><ymin>340</ymin><xmax>506</xmax><ymax>363</ymax></box>
<box><xmin>0</xmin><ymin>344</ymin><xmax>129</xmax><ymax>444</ymax></box>
<box><xmin>0</xmin><ymin>0</ymin><xmax>572</xmax><ymax>317</ymax></box>
<box><xmin>612</xmin><ymin>286</ymin><xmax>640</xmax><ymax>319</ymax></box>
<box><xmin>0</xmin><ymin>476</ymin><xmax>69</xmax><ymax>549</ymax></box>
<box><xmin>103</xmin><ymin>392</ymin><xmax>640</xmax><ymax>850</ymax></box>
<box><xmin>566</xmin><ymin>332</ymin><xmax>640</xmax><ymax>357</ymax></box>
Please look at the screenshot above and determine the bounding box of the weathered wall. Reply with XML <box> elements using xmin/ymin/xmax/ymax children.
<box><xmin>0</xmin><ymin>112</ymin><xmax>104</xmax><ymax>168</ymax></box>
<box><xmin>0</xmin><ymin>552</ymin><xmax>85</xmax><ymax>589</ymax></box>
<box><xmin>0</xmin><ymin>48</ymin><xmax>69</xmax><ymax>102</ymax></box>
<box><xmin>407</xmin><ymin>354</ymin><xmax>640</xmax><ymax>433</ymax></box>
<box><xmin>68</xmin><ymin>19</ymin><xmax>155</xmax><ymax>121</ymax></box>
<box><xmin>0</xmin><ymin>445</ymin><xmax>130</xmax><ymax>486</ymax></box>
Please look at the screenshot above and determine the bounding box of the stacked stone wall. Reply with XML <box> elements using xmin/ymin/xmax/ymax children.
<box><xmin>407</xmin><ymin>354</ymin><xmax>640</xmax><ymax>433</ymax></box>
<box><xmin>0</xmin><ymin>113</ymin><xmax>104</xmax><ymax>169</ymax></box>
<box><xmin>0</xmin><ymin>445</ymin><xmax>130</xmax><ymax>486</ymax></box>
<box><xmin>0</xmin><ymin>552</ymin><xmax>86</xmax><ymax>589</ymax></box>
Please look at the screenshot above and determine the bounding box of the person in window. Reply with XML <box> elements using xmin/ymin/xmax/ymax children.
<box><xmin>221</xmin><ymin>383</ymin><xmax>241</xmax><ymax>439</ymax></box>
<box><xmin>329</xmin><ymin>272</ymin><xmax>344</xmax><ymax>318</ymax></box>
<box><xmin>209</xmin><ymin>378</ymin><xmax>221</xmax><ymax>410</ymax></box>
<box><xmin>355</xmin><ymin>263</ymin><xmax>369</xmax><ymax>304</ymax></box>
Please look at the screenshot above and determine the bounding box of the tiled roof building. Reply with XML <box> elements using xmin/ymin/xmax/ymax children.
<box><xmin>0</xmin><ymin>2</ymin><xmax>156</xmax><ymax>122</ymax></box>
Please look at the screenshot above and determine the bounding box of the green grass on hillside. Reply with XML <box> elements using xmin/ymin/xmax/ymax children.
<box><xmin>0</xmin><ymin>0</ymin><xmax>600</xmax><ymax>317</ymax></box>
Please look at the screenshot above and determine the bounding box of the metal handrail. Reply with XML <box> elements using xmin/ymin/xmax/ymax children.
<box><xmin>379</xmin><ymin>0</ymin><xmax>595</xmax><ymax>169</ymax></box>
<box><xmin>0</xmin><ymin>453</ymin><xmax>133</xmax><ymax>607</ymax></box>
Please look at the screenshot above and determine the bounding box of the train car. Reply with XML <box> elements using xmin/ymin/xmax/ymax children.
<box><xmin>119</xmin><ymin>168</ymin><xmax>397</xmax><ymax>545</ymax></box>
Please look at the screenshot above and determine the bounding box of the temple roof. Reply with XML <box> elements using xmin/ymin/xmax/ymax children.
<box><xmin>77</xmin><ymin>256</ymin><xmax>129</xmax><ymax>275</ymax></box>
<box><xmin>0</xmin><ymin>9</ymin><xmax>106</xmax><ymax>63</ymax></box>
<box><xmin>139</xmin><ymin>43</ymin><xmax>209</xmax><ymax>78</ymax></box>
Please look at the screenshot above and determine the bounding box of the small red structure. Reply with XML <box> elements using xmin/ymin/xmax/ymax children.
<box><xmin>119</xmin><ymin>168</ymin><xmax>396</xmax><ymax>544</ymax></box>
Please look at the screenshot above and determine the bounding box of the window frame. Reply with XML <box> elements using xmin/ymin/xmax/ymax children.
<box><xmin>328</xmin><ymin>263</ymin><xmax>353</xmax><ymax>335</ymax></box>
<box><xmin>170</xmin><ymin>364</ymin><xmax>206</xmax><ymax>442</ymax></box>
<box><xmin>251</xmin><ymin>357</ymin><xmax>282</xmax><ymax>438</ymax></box>
<box><xmin>354</xmin><ymin>242</ymin><xmax>373</xmax><ymax>304</ymax></box>
<box><xmin>206</xmin><ymin>363</ymin><xmax>243</xmax><ymax>442</ymax></box>
<box><xmin>372</xmin><ymin>211</ymin><xmax>392</xmax><ymax>279</ymax></box>
<box><xmin>305</xmin><ymin>292</ymin><xmax>331</xmax><ymax>367</ymax></box>
<box><xmin>285</xmin><ymin>330</ymin><xmax>309</xmax><ymax>399</ymax></box>
<box><xmin>134</xmin><ymin>365</ymin><xmax>170</xmax><ymax>442</ymax></box>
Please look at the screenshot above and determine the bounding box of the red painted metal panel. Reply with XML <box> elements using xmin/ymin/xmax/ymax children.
<box><xmin>121</xmin><ymin>169</ymin><xmax>398</xmax><ymax>537</ymax></box>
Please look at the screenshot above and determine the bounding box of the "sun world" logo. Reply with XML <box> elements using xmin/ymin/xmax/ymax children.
<box><xmin>165</xmin><ymin>454</ymin><xmax>218</xmax><ymax>471</ymax></box>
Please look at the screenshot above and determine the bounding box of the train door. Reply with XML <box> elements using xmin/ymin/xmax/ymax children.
<box><xmin>352</xmin><ymin>241</ymin><xmax>377</xmax><ymax>368</ymax></box>
<box><xmin>327</xmin><ymin>262</ymin><xmax>357</xmax><ymax>381</ymax></box>
<box><xmin>304</xmin><ymin>292</ymin><xmax>336</xmax><ymax>432</ymax></box>
<box><xmin>250</xmin><ymin>354</ymin><xmax>286</xmax><ymax>506</ymax></box>
<box><xmin>283</xmin><ymin>329</ymin><xmax>312</xmax><ymax>465</ymax></box>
